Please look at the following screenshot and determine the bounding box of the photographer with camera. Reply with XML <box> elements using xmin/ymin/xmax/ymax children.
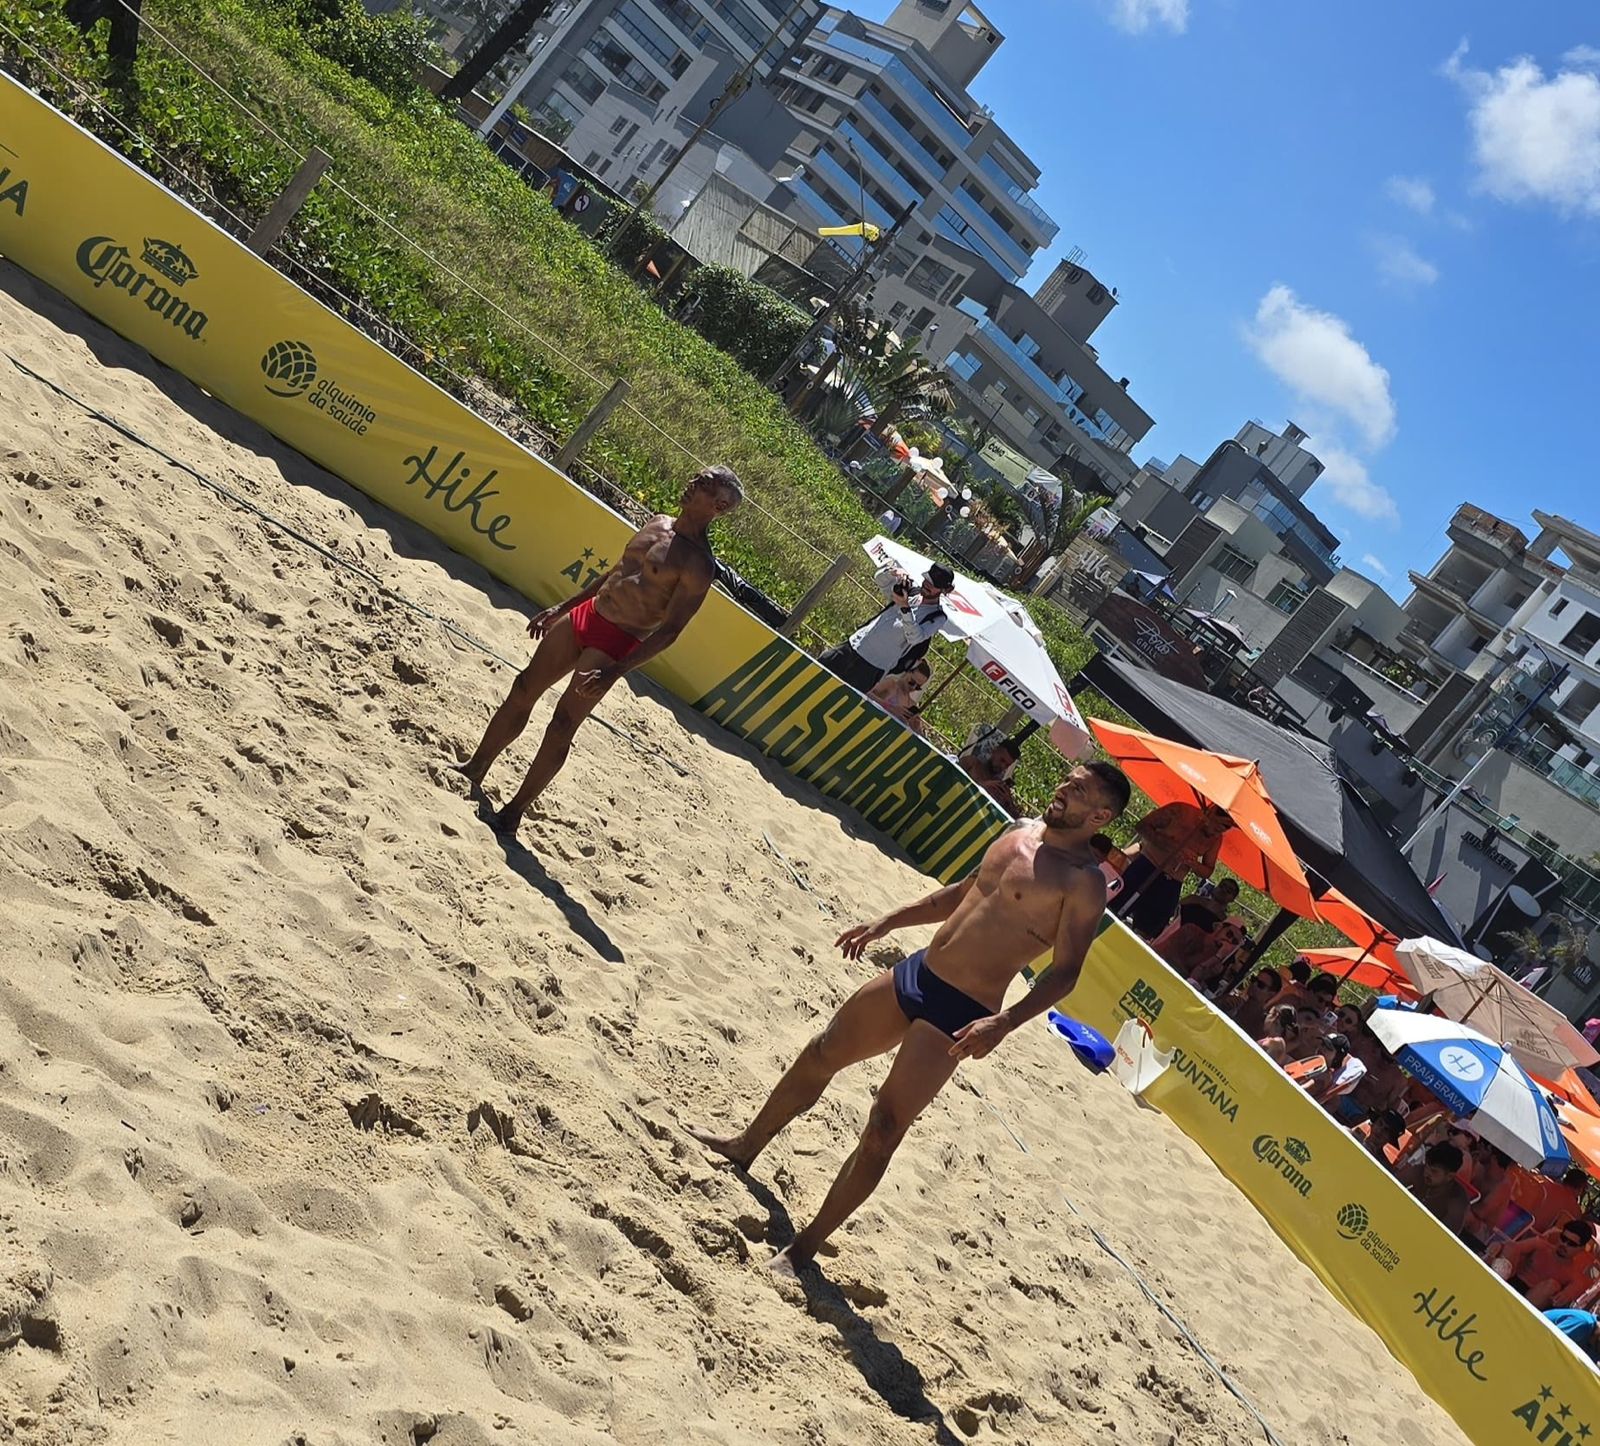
<box><xmin>819</xmin><ymin>561</ymin><xmax>955</xmax><ymax>694</ymax></box>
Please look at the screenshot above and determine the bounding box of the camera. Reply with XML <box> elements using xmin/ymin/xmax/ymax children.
<box><xmin>890</xmin><ymin>570</ymin><xmax>913</xmax><ymax>598</ymax></box>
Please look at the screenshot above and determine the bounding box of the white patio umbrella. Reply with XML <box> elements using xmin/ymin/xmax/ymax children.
<box><xmin>1394</xmin><ymin>937</ymin><xmax>1599</xmax><ymax>1079</ymax></box>
<box><xmin>862</xmin><ymin>536</ymin><xmax>1092</xmax><ymax>757</ymax></box>
<box><xmin>1367</xmin><ymin>1009</ymin><xmax>1572</xmax><ymax>1174</ymax></box>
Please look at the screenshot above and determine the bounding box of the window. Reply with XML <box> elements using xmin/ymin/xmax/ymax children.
<box><xmin>945</xmin><ymin>350</ymin><xmax>980</xmax><ymax>382</ymax></box>
<box><xmin>1022</xmin><ymin>405</ymin><xmax>1042</xmax><ymax>427</ymax></box>
<box><xmin>611</xmin><ymin>121</ymin><xmax>639</xmax><ymax>154</ymax></box>
<box><xmin>1266</xmin><ymin>579</ymin><xmax>1309</xmax><ymax>615</ymax></box>
<box><xmin>1552</xmin><ymin>597</ymin><xmax>1569</xmax><ymax>617</ymax></box>
<box><xmin>907</xmin><ymin>256</ymin><xmax>956</xmax><ymax>298</ymax></box>
<box><xmin>1468</xmin><ymin>633</ymin><xmax>1487</xmax><ymax>653</ymax></box>
<box><xmin>561</xmin><ymin>61</ymin><xmax>605</xmax><ymax>104</ymax></box>
<box><xmin>1213</xmin><ymin>544</ymin><xmax>1255</xmax><ymax>584</ymax></box>
<box><xmin>610</xmin><ymin>115</ymin><xmax>631</xmax><ymax>135</ymax></box>
<box><xmin>583</xmin><ymin>151</ymin><xmax>603</xmax><ymax>168</ymax></box>
<box><xmin>1562</xmin><ymin>610</ymin><xmax>1600</xmax><ymax>655</ymax></box>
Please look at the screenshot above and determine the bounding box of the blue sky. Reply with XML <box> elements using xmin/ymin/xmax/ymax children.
<box><xmin>852</xmin><ymin>0</ymin><xmax>1600</xmax><ymax>593</ymax></box>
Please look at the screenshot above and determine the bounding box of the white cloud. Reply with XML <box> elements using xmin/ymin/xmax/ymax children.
<box><xmin>1361</xmin><ymin>553</ymin><xmax>1392</xmax><ymax>579</ymax></box>
<box><xmin>1246</xmin><ymin>285</ymin><xmax>1397</xmax><ymax>449</ymax></box>
<box><xmin>1446</xmin><ymin>44</ymin><xmax>1600</xmax><ymax>216</ymax></box>
<box><xmin>1109</xmin><ymin>0</ymin><xmax>1188</xmax><ymax>35</ymax></box>
<box><xmin>1385</xmin><ymin>175</ymin><xmax>1436</xmax><ymax>214</ymax></box>
<box><xmin>1372</xmin><ymin>234</ymin><xmax>1440</xmax><ymax>288</ymax></box>
<box><xmin>1311</xmin><ymin>443</ymin><xmax>1400</xmax><ymax>524</ymax></box>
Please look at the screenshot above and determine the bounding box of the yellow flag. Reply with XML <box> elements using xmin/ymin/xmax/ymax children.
<box><xmin>817</xmin><ymin>222</ymin><xmax>882</xmax><ymax>242</ymax></box>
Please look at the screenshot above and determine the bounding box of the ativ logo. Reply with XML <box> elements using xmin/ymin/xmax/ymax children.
<box><xmin>0</xmin><ymin>138</ymin><xmax>27</xmax><ymax>217</ymax></box>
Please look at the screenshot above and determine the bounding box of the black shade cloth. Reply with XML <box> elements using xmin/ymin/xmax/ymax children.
<box><xmin>1079</xmin><ymin>655</ymin><xmax>1463</xmax><ymax>947</ymax></box>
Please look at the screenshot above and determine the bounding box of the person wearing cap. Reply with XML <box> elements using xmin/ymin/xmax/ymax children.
<box><xmin>819</xmin><ymin>562</ymin><xmax>954</xmax><ymax>694</ymax></box>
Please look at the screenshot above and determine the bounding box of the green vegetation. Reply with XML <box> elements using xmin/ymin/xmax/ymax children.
<box><xmin>7</xmin><ymin>0</ymin><xmax>1343</xmax><ymax>963</ymax></box>
<box><xmin>672</xmin><ymin>264</ymin><xmax>810</xmax><ymax>380</ymax></box>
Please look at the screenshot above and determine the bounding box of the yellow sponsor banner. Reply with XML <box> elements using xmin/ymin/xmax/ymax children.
<box><xmin>0</xmin><ymin>73</ymin><xmax>1006</xmax><ymax>881</ymax></box>
<box><xmin>1056</xmin><ymin>920</ymin><xmax>1599</xmax><ymax>1446</ymax></box>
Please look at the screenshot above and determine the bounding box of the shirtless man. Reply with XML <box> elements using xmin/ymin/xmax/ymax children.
<box><xmin>689</xmin><ymin>761</ymin><xmax>1131</xmax><ymax>1275</ymax></box>
<box><xmin>453</xmin><ymin>465</ymin><xmax>742</xmax><ymax>834</ymax></box>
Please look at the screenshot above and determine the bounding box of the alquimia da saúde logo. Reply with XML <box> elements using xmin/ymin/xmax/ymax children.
<box><xmin>76</xmin><ymin>236</ymin><xmax>207</xmax><ymax>339</ymax></box>
<box><xmin>260</xmin><ymin>340</ymin><xmax>376</xmax><ymax>435</ymax></box>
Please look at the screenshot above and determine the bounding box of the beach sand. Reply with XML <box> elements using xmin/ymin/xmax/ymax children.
<box><xmin>0</xmin><ymin>262</ymin><xmax>1467</xmax><ymax>1445</ymax></box>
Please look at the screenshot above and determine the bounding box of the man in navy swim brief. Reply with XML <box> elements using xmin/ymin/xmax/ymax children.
<box><xmin>689</xmin><ymin>761</ymin><xmax>1132</xmax><ymax>1277</ymax></box>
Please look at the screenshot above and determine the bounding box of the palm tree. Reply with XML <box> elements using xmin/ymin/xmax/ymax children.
<box><xmin>839</xmin><ymin>335</ymin><xmax>953</xmax><ymax>461</ymax></box>
<box><xmin>1014</xmin><ymin>490</ymin><xmax>1111</xmax><ymax>587</ymax></box>
<box><xmin>1496</xmin><ymin>915</ymin><xmax>1589</xmax><ymax>979</ymax></box>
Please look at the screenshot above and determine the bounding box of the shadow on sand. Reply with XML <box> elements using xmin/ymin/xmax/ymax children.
<box><xmin>473</xmin><ymin>797</ymin><xmax>625</xmax><ymax>964</ymax></box>
<box><xmin>737</xmin><ymin>1172</ymin><xmax>963</xmax><ymax>1445</ymax></box>
<box><xmin>0</xmin><ymin>263</ymin><xmax>928</xmax><ymax>879</ymax></box>
<box><xmin>4</xmin><ymin>256</ymin><xmax>973</xmax><ymax>1438</ymax></box>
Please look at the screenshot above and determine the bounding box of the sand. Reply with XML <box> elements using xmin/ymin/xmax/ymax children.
<box><xmin>0</xmin><ymin>260</ymin><xmax>1468</xmax><ymax>1446</ymax></box>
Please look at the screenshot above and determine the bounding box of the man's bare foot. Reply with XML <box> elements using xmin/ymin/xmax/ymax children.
<box><xmin>489</xmin><ymin>805</ymin><xmax>523</xmax><ymax>838</ymax></box>
<box><xmin>767</xmin><ymin>1245</ymin><xmax>808</xmax><ymax>1279</ymax></box>
<box><xmin>449</xmin><ymin>760</ymin><xmax>485</xmax><ymax>794</ymax></box>
<box><xmin>686</xmin><ymin>1125</ymin><xmax>755</xmax><ymax>1171</ymax></box>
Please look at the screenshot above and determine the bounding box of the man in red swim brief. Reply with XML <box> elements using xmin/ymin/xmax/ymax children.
<box><xmin>452</xmin><ymin>466</ymin><xmax>742</xmax><ymax>836</ymax></box>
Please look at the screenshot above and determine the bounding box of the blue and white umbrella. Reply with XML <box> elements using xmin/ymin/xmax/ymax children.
<box><xmin>1368</xmin><ymin>1010</ymin><xmax>1572</xmax><ymax>1176</ymax></box>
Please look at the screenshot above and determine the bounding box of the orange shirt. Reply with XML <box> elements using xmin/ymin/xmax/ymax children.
<box><xmin>1508</xmin><ymin>1173</ymin><xmax>1584</xmax><ymax>1235</ymax></box>
<box><xmin>1505</xmin><ymin>1234</ymin><xmax>1597</xmax><ymax>1297</ymax></box>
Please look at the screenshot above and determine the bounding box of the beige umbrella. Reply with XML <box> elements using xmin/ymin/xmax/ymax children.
<box><xmin>1394</xmin><ymin>937</ymin><xmax>1600</xmax><ymax>1078</ymax></box>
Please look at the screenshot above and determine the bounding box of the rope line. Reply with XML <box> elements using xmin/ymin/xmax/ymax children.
<box><xmin>84</xmin><ymin>0</ymin><xmax>849</xmax><ymax>566</ymax></box>
<box><xmin>972</xmin><ymin>1071</ymin><xmax>1288</xmax><ymax>1446</ymax></box>
<box><xmin>1</xmin><ymin>348</ymin><xmax>689</xmax><ymax>779</ymax></box>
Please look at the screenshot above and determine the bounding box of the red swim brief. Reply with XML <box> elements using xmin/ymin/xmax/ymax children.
<box><xmin>570</xmin><ymin>598</ymin><xmax>642</xmax><ymax>662</ymax></box>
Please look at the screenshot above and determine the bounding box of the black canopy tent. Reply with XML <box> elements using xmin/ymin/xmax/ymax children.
<box><xmin>1078</xmin><ymin>654</ymin><xmax>1463</xmax><ymax>947</ymax></box>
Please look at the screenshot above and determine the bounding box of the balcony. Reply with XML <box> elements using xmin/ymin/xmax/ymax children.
<box><xmin>1409</xmin><ymin>569</ymin><xmax>1498</xmax><ymax>632</ymax></box>
<box><xmin>1504</xmin><ymin>733</ymin><xmax>1600</xmax><ymax>811</ymax></box>
<box><xmin>832</xmin><ymin>121</ymin><xmax>920</xmax><ymax>209</ymax></box>
<box><xmin>882</xmin><ymin>55</ymin><xmax>975</xmax><ymax>153</ymax></box>
<box><xmin>807</xmin><ymin>145</ymin><xmax>895</xmax><ymax>230</ymax></box>
<box><xmin>856</xmin><ymin>93</ymin><xmax>947</xmax><ymax>186</ymax></box>
<box><xmin>976</xmin><ymin>152</ymin><xmax>1058</xmax><ymax>243</ymax></box>
<box><xmin>964</xmin><ymin>314</ymin><xmax>1122</xmax><ymax>449</ymax></box>
<box><xmin>945</xmin><ymin>187</ymin><xmax>1032</xmax><ymax>278</ymax></box>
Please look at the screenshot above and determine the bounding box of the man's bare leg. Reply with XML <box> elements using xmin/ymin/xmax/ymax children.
<box><xmin>771</xmin><ymin>1022</ymin><xmax>959</xmax><ymax>1276</ymax></box>
<box><xmin>689</xmin><ymin>971</ymin><xmax>910</xmax><ymax>1169</ymax></box>
<box><xmin>455</xmin><ymin>617</ymin><xmax>583</xmax><ymax>790</ymax></box>
<box><xmin>491</xmin><ymin>650</ymin><xmax>613</xmax><ymax>834</ymax></box>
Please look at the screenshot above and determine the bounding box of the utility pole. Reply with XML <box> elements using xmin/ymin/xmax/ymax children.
<box><xmin>607</xmin><ymin>0</ymin><xmax>813</xmax><ymax>257</ymax></box>
<box><xmin>768</xmin><ymin>198</ymin><xmax>916</xmax><ymax>399</ymax></box>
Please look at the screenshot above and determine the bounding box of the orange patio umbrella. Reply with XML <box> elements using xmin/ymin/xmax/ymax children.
<box><xmin>1311</xmin><ymin>886</ymin><xmax>1401</xmax><ymax>969</ymax></box>
<box><xmin>1089</xmin><ymin>718</ymin><xmax>1319</xmax><ymax>918</ymax></box>
<box><xmin>1553</xmin><ymin>1099</ymin><xmax>1600</xmax><ymax>1177</ymax></box>
<box><xmin>1298</xmin><ymin>946</ymin><xmax>1419</xmax><ymax>998</ymax></box>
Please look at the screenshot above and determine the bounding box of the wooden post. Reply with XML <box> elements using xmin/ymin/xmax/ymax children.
<box><xmin>247</xmin><ymin>148</ymin><xmax>332</xmax><ymax>256</ymax></box>
<box><xmin>922</xmin><ymin>656</ymin><xmax>969</xmax><ymax>709</ymax></box>
<box><xmin>882</xmin><ymin>463</ymin><xmax>916</xmax><ymax>504</ymax></box>
<box><xmin>554</xmin><ymin>379</ymin><xmax>630</xmax><ymax>471</ymax></box>
<box><xmin>779</xmin><ymin>553</ymin><xmax>852</xmax><ymax>638</ymax></box>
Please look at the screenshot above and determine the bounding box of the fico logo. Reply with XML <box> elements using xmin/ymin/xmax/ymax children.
<box><xmin>980</xmin><ymin>659</ymin><xmax>1040</xmax><ymax>712</ymax></box>
<box><xmin>75</xmin><ymin>235</ymin><xmax>207</xmax><ymax>339</ymax></box>
<box><xmin>260</xmin><ymin>340</ymin><xmax>376</xmax><ymax>435</ymax></box>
